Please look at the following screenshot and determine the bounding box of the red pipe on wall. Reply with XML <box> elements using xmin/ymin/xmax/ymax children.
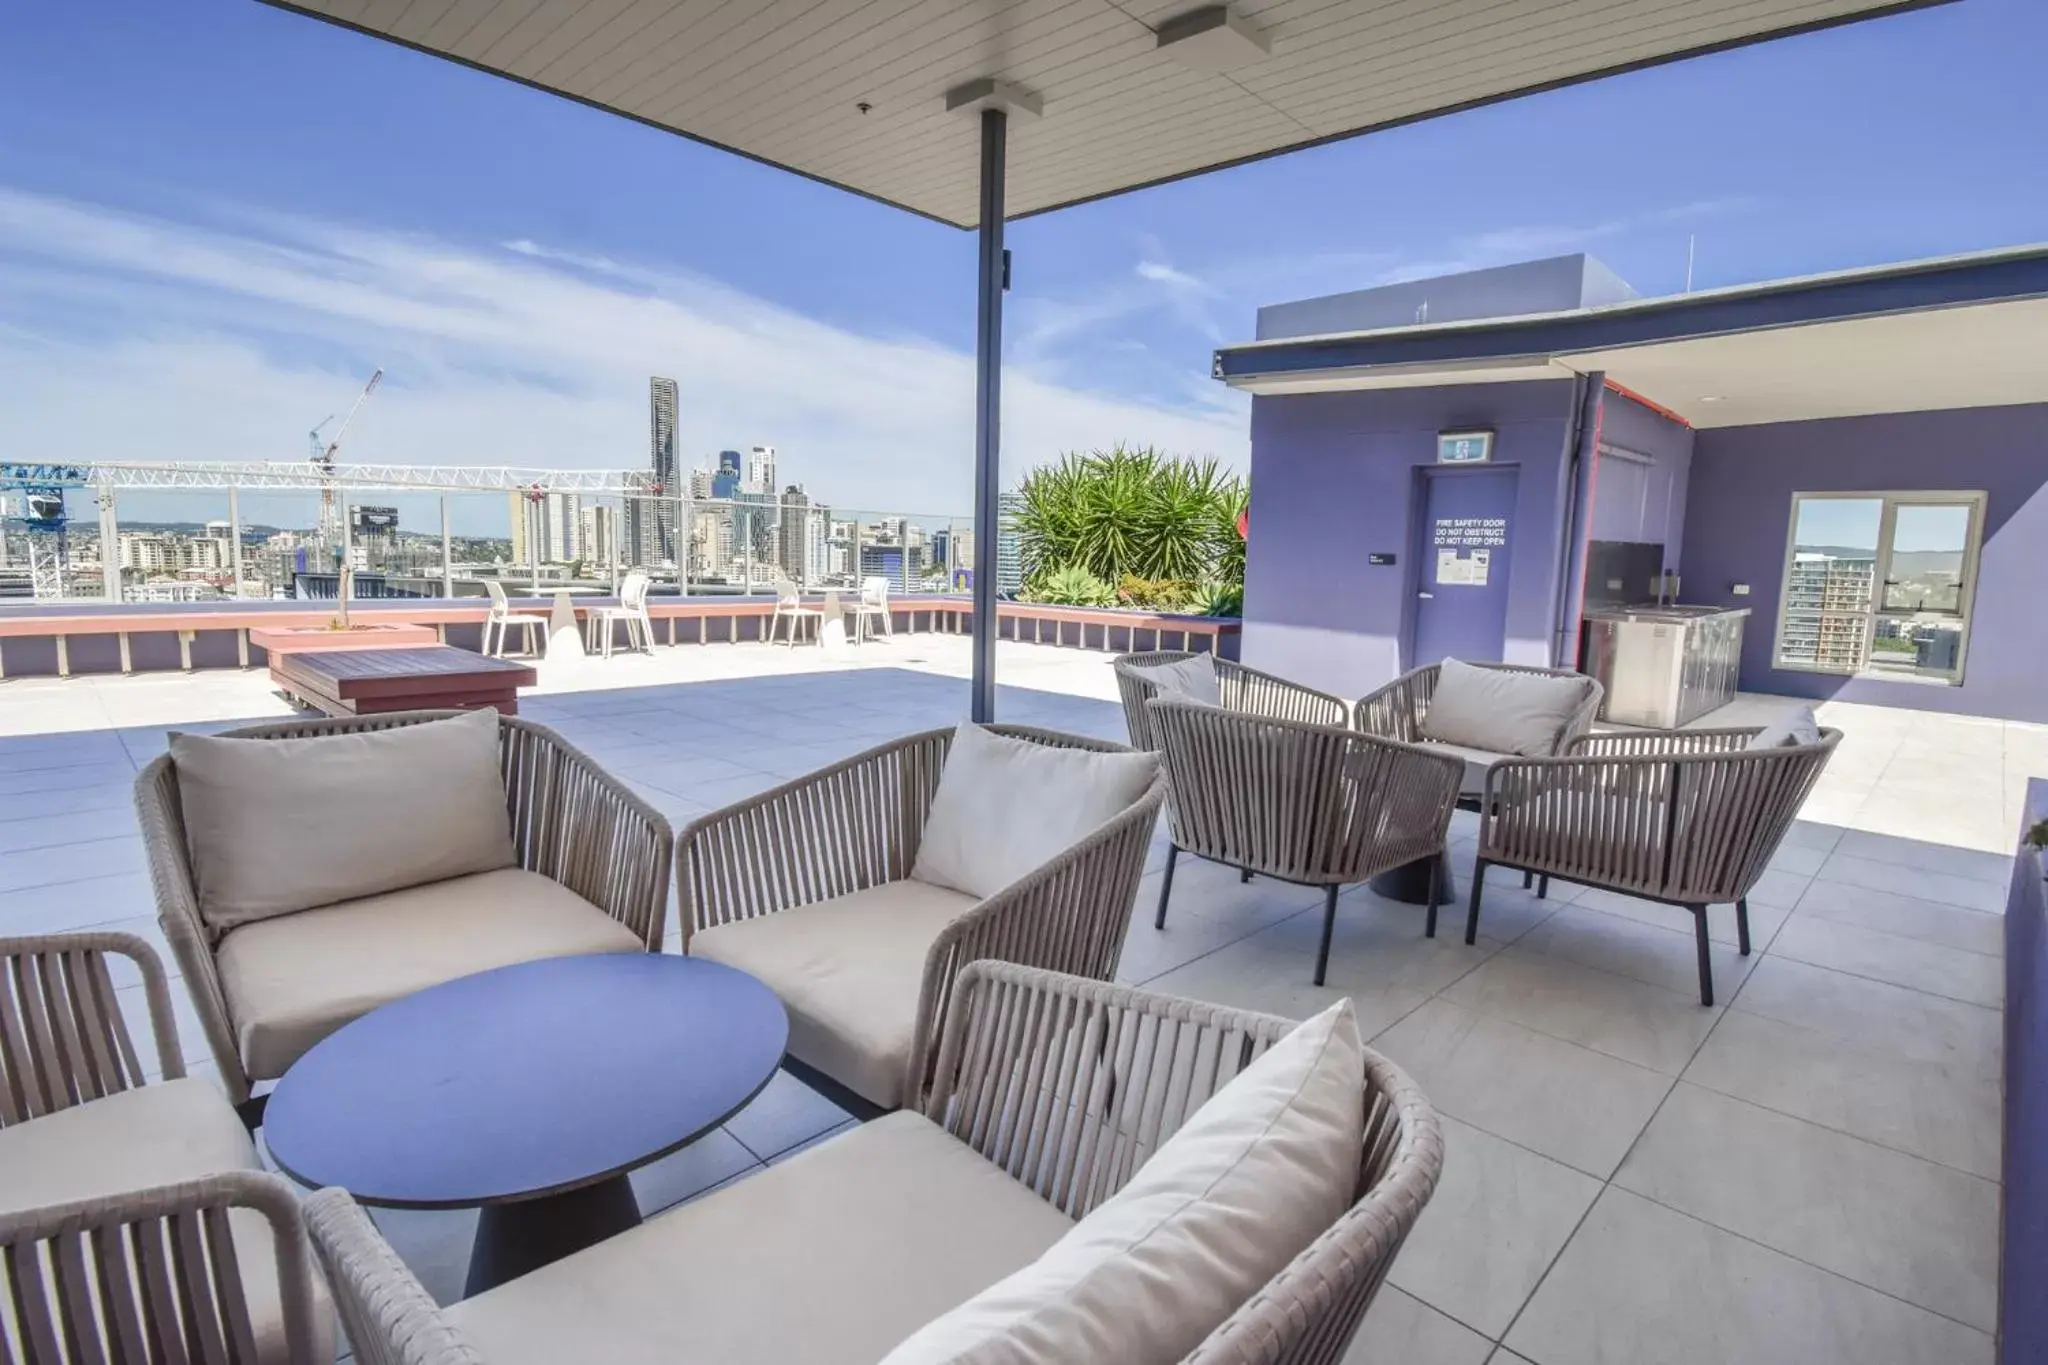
<box><xmin>1603</xmin><ymin>378</ymin><xmax>1694</xmax><ymax>430</ymax></box>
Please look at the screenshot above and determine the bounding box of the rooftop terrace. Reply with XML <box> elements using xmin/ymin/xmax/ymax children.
<box><xmin>0</xmin><ymin>634</ymin><xmax>2021</xmax><ymax>1363</ymax></box>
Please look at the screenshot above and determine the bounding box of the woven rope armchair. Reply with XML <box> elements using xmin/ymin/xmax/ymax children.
<box><xmin>679</xmin><ymin>725</ymin><xmax>1165</xmax><ymax>1112</ymax></box>
<box><xmin>1354</xmin><ymin>660</ymin><xmax>1604</xmax><ymax>759</ymax></box>
<box><xmin>1469</xmin><ymin>725</ymin><xmax>1841</xmax><ymax>1005</ymax></box>
<box><xmin>298</xmin><ymin>961</ymin><xmax>1443</xmax><ymax>1365</ymax></box>
<box><xmin>135</xmin><ymin>710</ymin><xmax>673</xmax><ymax>1110</ymax></box>
<box><xmin>0</xmin><ymin>933</ymin><xmax>328</xmax><ymax>1363</ymax></box>
<box><xmin>1113</xmin><ymin>651</ymin><xmax>1349</xmax><ymax>752</ymax></box>
<box><xmin>1149</xmin><ymin>700</ymin><xmax>1466</xmax><ymax>982</ymax></box>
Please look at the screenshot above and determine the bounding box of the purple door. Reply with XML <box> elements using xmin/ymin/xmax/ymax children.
<box><xmin>1411</xmin><ymin>468</ymin><xmax>1518</xmax><ymax>666</ymax></box>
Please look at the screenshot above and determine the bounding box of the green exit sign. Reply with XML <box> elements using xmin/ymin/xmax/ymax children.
<box><xmin>1438</xmin><ymin>430</ymin><xmax>1494</xmax><ymax>464</ymax></box>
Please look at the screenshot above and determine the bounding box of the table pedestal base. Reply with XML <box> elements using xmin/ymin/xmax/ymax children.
<box><xmin>1369</xmin><ymin>854</ymin><xmax>1456</xmax><ymax>907</ymax></box>
<box><xmin>466</xmin><ymin>1173</ymin><xmax>641</xmax><ymax>1297</ymax></box>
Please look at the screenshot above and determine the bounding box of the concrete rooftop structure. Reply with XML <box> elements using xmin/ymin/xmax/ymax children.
<box><xmin>0</xmin><ymin>638</ymin><xmax>2017</xmax><ymax>1362</ymax></box>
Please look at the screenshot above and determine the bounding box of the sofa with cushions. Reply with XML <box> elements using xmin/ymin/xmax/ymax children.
<box><xmin>135</xmin><ymin>708</ymin><xmax>674</xmax><ymax>1117</ymax></box>
<box><xmin>1112</xmin><ymin>650</ymin><xmax>1348</xmax><ymax>751</ymax></box>
<box><xmin>679</xmin><ymin>723</ymin><xmax>1165</xmax><ymax>1113</ymax></box>
<box><xmin>1354</xmin><ymin>658</ymin><xmax>1605</xmax><ymax>799</ymax></box>
<box><xmin>303</xmin><ymin>961</ymin><xmax>1443</xmax><ymax>1365</ymax></box>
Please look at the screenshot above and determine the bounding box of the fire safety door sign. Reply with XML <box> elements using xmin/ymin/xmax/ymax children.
<box><xmin>1432</xmin><ymin>516</ymin><xmax>1507</xmax><ymax>587</ymax></box>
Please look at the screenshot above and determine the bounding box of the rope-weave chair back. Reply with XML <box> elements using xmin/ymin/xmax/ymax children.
<box><xmin>1665</xmin><ymin>731</ymin><xmax>1840</xmax><ymax>903</ymax></box>
<box><xmin>925</xmin><ymin>963</ymin><xmax>1443</xmax><ymax>1365</ymax></box>
<box><xmin>0</xmin><ymin>934</ymin><xmax>179</xmax><ymax>1128</ymax></box>
<box><xmin>1357</xmin><ymin>661</ymin><xmax>1603</xmax><ymax>756</ymax></box>
<box><xmin>1111</xmin><ymin>651</ymin><xmax>1195</xmax><ymax>751</ymax></box>
<box><xmin>0</xmin><ymin>1172</ymin><xmax>324</xmax><ymax>1365</ymax></box>
<box><xmin>1149</xmin><ymin>701</ymin><xmax>1358</xmax><ymax>882</ymax></box>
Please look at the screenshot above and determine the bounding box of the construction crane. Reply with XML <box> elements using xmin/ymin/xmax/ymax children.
<box><xmin>310</xmin><ymin>368</ymin><xmax>383</xmax><ymax>554</ymax></box>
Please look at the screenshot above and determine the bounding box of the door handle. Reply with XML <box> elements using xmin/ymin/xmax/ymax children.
<box><xmin>1418</xmin><ymin>591</ymin><xmax>1434</xmax><ymax>599</ymax></box>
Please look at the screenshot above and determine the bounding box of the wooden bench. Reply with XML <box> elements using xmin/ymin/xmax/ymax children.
<box><xmin>272</xmin><ymin>647</ymin><xmax>537</xmax><ymax>717</ymax></box>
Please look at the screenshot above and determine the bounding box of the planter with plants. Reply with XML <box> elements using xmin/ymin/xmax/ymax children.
<box><xmin>1011</xmin><ymin>444</ymin><xmax>1246</xmax><ymax>619</ymax></box>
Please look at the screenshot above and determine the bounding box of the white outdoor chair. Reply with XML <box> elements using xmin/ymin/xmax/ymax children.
<box><xmin>848</xmin><ymin>575</ymin><xmax>893</xmax><ymax>644</ymax></box>
<box><xmin>586</xmin><ymin>571</ymin><xmax>655</xmax><ymax>658</ymax></box>
<box><xmin>769</xmin><ymin>575</ymin><xmax>824</xmax><ymax>646</ymax></box>
<box><xmin>482</xmin><ymin>578</ymin><xmax>546</xmax><ymax>658</ymax></box>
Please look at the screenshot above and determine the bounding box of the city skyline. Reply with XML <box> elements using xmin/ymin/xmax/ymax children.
<box><xmin>4</xmin><ymin>1</ymin><xmax>2044</xmax><ymax>532</ymax></box>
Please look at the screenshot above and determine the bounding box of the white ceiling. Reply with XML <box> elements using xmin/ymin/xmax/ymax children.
<box><xmin>1562</xmin><ymin>297</ymin><xmax>2048</xmax><ymax>427</ymax></box>
<box><xmin>268</xmin><ymin>0</ymin><xmax>1930</xmax><ymax>227</ymax></box>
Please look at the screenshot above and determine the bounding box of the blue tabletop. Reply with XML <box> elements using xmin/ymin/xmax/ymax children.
<box><xmin>264</xmin><ymin>954</ymin><xmax>788</xmax><ymax>1208</ymax></box>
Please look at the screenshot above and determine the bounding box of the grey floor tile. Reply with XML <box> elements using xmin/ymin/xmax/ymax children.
<box><xmin>1684</xmin><ymin>1008</ymin><xmax>2000</xmax><ymax>1179</ymax></box>
<box><xmin>0</xmin><ymin>782</ymin><xmax>138</xmax><ymax>821</ymax></box>
<box><xmin>0</xmin><ymin>835</ymin><xmax>148</xmax><ymax>893</ymax></box>
<box><xmin>1767</xmin><ymin>841</ymin><xmax>1829</xmax><ymax>876</ymax></box>
<box><xmin>1374</xmin><ymin>999</ymin><xmax>1672</xmax><ymax>1179</ymax></box>
<box><xmin>366</xmin><ymin>1205</ymin><xmax>479</xmax><ymax>1307</ymax></box>
<box><xmin>1743</xmin><ymin>867</ymin><xmax>1812</xmax><ymax>910</ymax></box>
<box><xmin>0</xmin><ymin>762</ymin><xmax>136</xmax><ymax>798</ymax></box>
<box><xmin>1571</xmin><ymin>884</ymin><xmax>1790</xmax><ymax>952</ymax></box>
<box><xmin>1512</xmin><ymin>905</ymin><xmax>1755</xmax><ymax>1001</ymax></box>
<box><xmin>631</xmin><ymin>1128</ymin><xmax>763</xmax><ymax>1216</ymax></box>
<box><xmin>1342</xmin><ymin>1286</ymin><xmax>1492</xmax><ymax>1365</ymax></box>
<box><xmin>1813</xmin><ymin>852</ymin><xmax>2008</xmax><ymax>914</ymax></box>
<box><xmin>1142</xmin><ymin>933</ymin><xmax>1431</xmax><ymax>1037</ymax></box>
<box><xmin>1768</xmin><ymin>916</ymin><xmax>2003</xmax><ymax>1008</ymax></box>
<box><xmin>1386</xmin><ymin>1116</ymin><xmax>1601</xmax><ymax>1340</ymax></box>
<box><xmin>766</xmin><ymin>1117</ymin><xmax>859</xmax><ymax>1164</ymax></box>
<box><xmin>1615</xmin><ymin>1084</ymin><xmax>1999</xmax><ymax>1331</ymax></box>
<box><xmin>1779</xmin><ymin>819</ymin><xmax>1848</xmax><ymax>854</ymax></box>
<box><xmin>1732</xmin><ymin>955</ymin><xmax>2001</xmax><ymax>1080</ymax></box>
<box><xmin>1507</xmin><ymin>1189</ymin><xmax>1993</xmax><ymax>1365</ymax></box>
<box><xmin>1794</xmin><ymin>879</ymin><xmax>2003</xmax><ymax>957</ymax></box>
<box><xmin>0</xmin><ymin>805</ymin><xmax>141</xmax><ymax>854</ymax></box>
<box><xmin>1830</xmin><ymin>830</ymin><xmax>2014</xmax><ymax>886</ymax></box>
<box><xmin>723</xmin><ymin>1067</ymin><xmax>853</xmax><ymax>1160</ymax></box>
<box><xmin>1439</xmin><ymin>948</ymin><xmax>1721</xmax><ymax>1075</ymax></box>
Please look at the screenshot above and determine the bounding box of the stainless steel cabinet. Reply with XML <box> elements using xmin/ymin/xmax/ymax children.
<box><xmin>1582</xmin><ymin>606</ymin><xmax>1750</xmax><ymax>728</ymax></box>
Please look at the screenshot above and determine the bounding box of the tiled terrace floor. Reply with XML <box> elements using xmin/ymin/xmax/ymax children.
<box><xmin>0</xmin><ymin>633</ymin><xmax>2022</xmax><ymax>1364</ymax></box>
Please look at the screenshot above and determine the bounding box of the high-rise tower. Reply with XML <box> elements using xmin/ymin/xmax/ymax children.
<box><xmin>628</xmin><ymin>377</ymin><xmax>682</xmax><ymax>566</ymax></box>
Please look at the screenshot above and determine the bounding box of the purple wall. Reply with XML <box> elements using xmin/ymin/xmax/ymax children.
<box><xmin>1592</xmin><ymin>389</ymin><xmax>1695</xmax><ymax>568</ymax></box>
<box><xmin>1241</xmin><ymin>380</ymin><xmax>1577</xmax><ymax>697</ymax></box>
<box><xmin>1681</xmin><ymin>402</ymin><xmax>2048</xmax><ymax>722</ymax></box>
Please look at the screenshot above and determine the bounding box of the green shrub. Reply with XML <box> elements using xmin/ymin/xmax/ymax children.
<box><xmin>1011</xmin><ymin>444</ymin><xmax>1246</xmax><ymax>589</ymax></box>
<box><xmin>1188</xmin><ymin>581</ymin><xmax>1244</xmax><ymax>618</ymax></box>
<box><xmin>1024</xmin><ymin>564</ymin><xmax>1116</xmax><ymax>607</ymax></box>
<box><xmin>1115</xmin><ymin>575</ymin><xmax>1195</xmax><ymax>610</ymax></box>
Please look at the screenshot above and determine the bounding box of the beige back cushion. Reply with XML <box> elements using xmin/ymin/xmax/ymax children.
<box><xmin>910</xmin><ymin>725</ymin><xmax>1158</xmax><ymax>901</ymax></box>
<box><xmin>1746</xmin><ymin>704</ymin><xmax>1823</xmax><ymax>750</ymax></box>
<box><xmin>1128</xmin><ymin>653</ymin><xmax>1222</xmax><ymax>706</ymax></box>
<box><xmin>883</xmin><ymin>998</ymin><xmax>1365</xmax><ymax>1365</ymax></box>
<box><xmin>171</xmin><ymin>709</ymin><xmax>518</xmax><ymax>930</ymax></box>
<box><xmin>1419</xmin><ymin>659</ymin><xmax>1588</xmax><ymax>756</ymax></box>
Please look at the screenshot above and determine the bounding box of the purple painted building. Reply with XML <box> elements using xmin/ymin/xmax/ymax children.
<box><xmin>1215</xmin><ymin>246</ymin><xmax>2048</xmax><ymax>722</ymax></box>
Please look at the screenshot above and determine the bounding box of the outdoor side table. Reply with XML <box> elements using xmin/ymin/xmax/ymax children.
<box><xmin>265</xmin><ymin>953</ymin><xmax>788</xmax><ymax>1296</ymax></box>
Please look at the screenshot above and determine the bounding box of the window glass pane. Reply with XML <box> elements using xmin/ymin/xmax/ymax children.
<box><xmin>1881</xmin><ymin>503</ymin><xmax>1970</xmax><ymax>614</ymax></box>
<box><xmin>1777</xmin><ymin>497</ymin><xmax>1880</xmax><ymax>673</ymax></box>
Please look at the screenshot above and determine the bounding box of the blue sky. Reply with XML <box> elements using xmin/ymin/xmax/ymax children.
<box><xmin>1</xmin><ymin>0</ymin><xmax>2043</xmax><ymax>532</ymax></box>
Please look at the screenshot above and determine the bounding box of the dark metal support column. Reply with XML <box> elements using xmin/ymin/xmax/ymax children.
<box><xmin>969</xmin><ymin>107</ymin><xmax>1006</xmax><ymax>724</ymax></box>
<box><xmin>1553</xmin><ymin>370</ymin><xmax>1606</xmax><ymax>670</ymax></box>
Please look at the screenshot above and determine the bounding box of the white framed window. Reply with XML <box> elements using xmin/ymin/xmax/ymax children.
<box><xmin>1773</xmin><ymin>490</ymin><xmax>1986</xmax><ymax>686</ymax></box>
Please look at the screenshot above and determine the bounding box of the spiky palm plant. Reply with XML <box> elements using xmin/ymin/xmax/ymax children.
<box><xmin>1011</xmin><ymin>444</ymin><xmax>1246</xmax><ymax>589</ymax></box>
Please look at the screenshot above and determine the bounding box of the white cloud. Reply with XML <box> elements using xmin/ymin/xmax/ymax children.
<box><xmin>0</xmin><ymin>187</ymin><xmax>1247</xmax><ymax>526</ymax></box>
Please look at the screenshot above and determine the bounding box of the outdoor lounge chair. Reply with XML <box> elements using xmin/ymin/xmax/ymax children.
<box><xmin>481</xmin><ymin>578</ymin><xmax>546</xmax><ymax>658</ymax></box>
<box><xmin>1113</xmin><ymin>649</ymin><xmax>1348</xmax><ymax>752</ymax></box>
<box><xmin>0</xmin><ymin>932</ymin><xmax>331</xmax><ymax>1363</ymax></box>
<box><xmin>767</xmin><ymin>574</ymin><xmax>824</xmax><ymax>645</ymax></box>
<box><xmin>1149</xmin><ymin>699</ymin><xmax>1466</xmax><ymax>982</ymax></box>
<box><xmin>302</xmin><ymin>961</ymin><xmax>1443</xmax><ymax>1365</ymax></box>
<box><xmin>1468</xmin><ymin>723</ymin><xmax>1841</xmax><ymax>1005</ymax></box>
<box><xmin>678</xmin><ymin>725</ymin><xmax>1165</xmax><ymax>1113</ymax></box>
<box><xmin>1354</xmin><ymin>658</ymin><xmax>1605</xmax><ymax>802</ymax></box>
<box><xmin>586</xmin><ymin>570</ymin><xmax>656</xmax><ymax>657</ymax></box>
<box><xmin>136</xmin><ymin>709</ymin><xmax>672</xmax><ymax>1121</ymax></box>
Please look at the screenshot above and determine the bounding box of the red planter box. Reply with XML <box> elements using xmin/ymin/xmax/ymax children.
<box><xmin>248</xmin><ymin>623</ymin><xmax>440</xmax><ymax>654</ymax></box>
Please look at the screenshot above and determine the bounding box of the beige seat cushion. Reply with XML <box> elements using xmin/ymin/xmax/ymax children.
<box><xmin>0</xmin><ymin>1079</ymin><xmax>332</xmax><ymax>1364</ymax></box>
<box><xmin>171</xmin><ymin>708</ymin><xmax>517</xmax><ymax>930</ymax></box>
<box><xmin>217</xmin><ymin>867</ymin><xmax>644</xmax><ymax>1080</ymax></box>
<box><xmin>1127</xmin><ymin>653</ymin><xmax>1222</xmax><ymax>706</ymax></box>
<box><xmin>688</xmin><ymin>879</ymin><xmax>977</xmax><ymax>1109</ymax></box>
<box><xmin>885</xmin><ymin>999</ymin><xmax>1365</xmax><ymax>1365</ymax></box>
<box><xmin>446</xmin><ymin>1111</ymin><xmax>1074</xmax><ymax>1365</ymax></box>
<box><xmin>913</xmin><ymin>725</ymin><xmax>1158</xmax><ymax>900</ymax></box>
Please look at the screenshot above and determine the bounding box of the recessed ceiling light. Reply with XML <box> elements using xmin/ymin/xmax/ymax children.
<box><xmin>1698</xmin><ymin>395</ymin><xmax>1726</xmax><ymax>403</ymax></box>
<box><xmin>1156</xmin><ymin>6</ymin><xmax>1271</xmax><ymax>71</ymax></box>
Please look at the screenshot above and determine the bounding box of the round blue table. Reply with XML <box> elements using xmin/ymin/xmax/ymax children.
<box><xmin>265</xmin><ymin>953</ymin><xmax>788</xmax><ymax>1296</ymax></box>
